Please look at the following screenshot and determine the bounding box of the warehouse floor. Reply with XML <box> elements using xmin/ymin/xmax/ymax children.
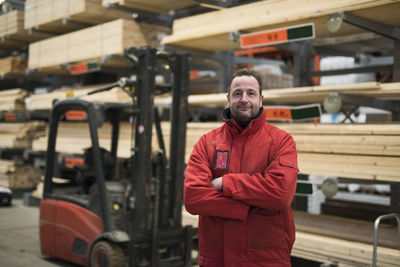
<box><xmin>0</xmin><ymin>195</ymin><xmax>78</xmax><ymax>267</ymax></box>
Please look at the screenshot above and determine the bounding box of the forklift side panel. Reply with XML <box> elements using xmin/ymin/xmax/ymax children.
<box><xmin>40</xmin><ymin>198</ymin><xmax>104</xmax><ymax>266</ymax></box>
<box><xmin>40</xmin><ymin>199</ymin><xmax>57</xmax><ymax>257</ymax></box>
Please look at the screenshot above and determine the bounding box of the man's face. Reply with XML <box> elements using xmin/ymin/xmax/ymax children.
<box><xmin>227</xmin><ymin>75</ymin><xmax>263</xmax><ymax>121</ymax></box>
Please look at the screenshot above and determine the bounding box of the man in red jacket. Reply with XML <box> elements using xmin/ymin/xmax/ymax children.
<box><xmin>184</xmin><ymin>68</ymin><xmax>299</xmax><ymax>267</ymax></box>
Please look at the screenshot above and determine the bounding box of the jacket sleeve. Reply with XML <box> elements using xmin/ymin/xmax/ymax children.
<box><xmin>222</xmin><ymin>132</ymin><xmax>298</xmax><ymax>211</ymax></box>
<box><xmin>184</xmin><ymin>135</ymin><xmax>249</xmax><ymax>221</ymax></box>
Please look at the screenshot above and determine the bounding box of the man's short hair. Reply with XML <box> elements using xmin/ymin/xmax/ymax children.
<box><xmin>228</xmin><ymin>68</ymin><xmax>263</xmax><ymax>94</ymax></box>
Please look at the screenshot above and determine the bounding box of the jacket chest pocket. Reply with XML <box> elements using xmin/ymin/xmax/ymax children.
<box><xmin>212</xmin><ymin>147</ymin><xmax>230</xmax><ymax>178</ymax></box>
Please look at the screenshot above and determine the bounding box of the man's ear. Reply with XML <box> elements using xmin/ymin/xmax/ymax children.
<box><xmin>227</xmin><ymin>94</ymin><xmax>230</xmax><ymax>103</ymax></box>
<box><xmin>259</xmin><ymin>95</ymin><xmax>264</xmax><ymax>107</ymax></box>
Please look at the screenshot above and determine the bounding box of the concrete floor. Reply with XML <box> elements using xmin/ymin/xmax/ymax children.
<box><xmin>0</xmin><ymin>196</ymin><xmax>79</xmax><ymax>267</ymax></box>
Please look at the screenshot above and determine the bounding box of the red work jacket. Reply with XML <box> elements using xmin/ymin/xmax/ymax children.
<box><xmin>184</xmin><ymin>108</ymin><xmax>299</xmax><ymax>267</ymax></box>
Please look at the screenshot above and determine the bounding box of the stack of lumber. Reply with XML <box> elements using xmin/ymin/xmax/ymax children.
<box><xmin>102</xmin><ymin>0</ymin><xmax>196</xmax><ymax>14</ymax></box>
<box><xmin>32</xmin><ymin>121</ymin><xmax>133</xmax><ymax>158</ymax></box>
<box><xmin>155</xmin><ymin>82</ymin><xmax>400</xmax><ymax>106</ymax></box>
<box><xmin>31</xmin><ymin>121</ymin><xmax>200</xmax><ymax>160</ymax></box>
<box><xmin>25</xmin><ymin>81</ymin><xmax>400</xmax><ymax>110</ymax></box>
<box><xmin>31</xmin><ymin>121</ymin><xmax>182</xmax><ymax>160</ymax></box>
<box><xmin>162</xmin><ymin>0</ymin><xmax>400</xmax><ymax>51</ymax></box>
<box><xmin>0</xmin><ymin>10</ymin><xmax>50</xmax><ymax>50</ymax></box>
<box><xmin>278</xmin><ymin>123</ymin><xmax>400</xmax><ymax>182</ymax></box>
<box><xmin>0</xmin><ymin>10</ymin><xmax>23</xmax><ymax>38</ymax></box>
<box><xmin>28</xmin><ymin>19</ymin><xmax>169</xmax><ymax>71</ymax></box>
<box><xmin>0</xmin><ymin>159</ymin><xmax>42</xmax><ymax>189</ymax></box>
<box><xmin>259</xmin><ymin>71</ymin><xmax>294</xmax><ymax>90</ymax></box>
<box><xmin>26</xmin><ymin>84</ymin><xmax>131</xmax><ymax>110</ymax></box>
<box><xmin>0</xmin><ymin>56</ymin><xmax>27</xmax><ymax>76</ymax></box>
<box><xmin>31</xmin><ymin>120</ymin><xmax>196</xmax><ymax>160</ymax></box>
<box><xmin>0</xmin><ymin>88</ymin><xmax>29</xmax><ymax>111</ymax></box>
<box><xmin>0</xmin><ymin>121</ymin><xmax>47</xmax><ymax>149</ymax></box>
<box><xmin>292</xmin><ymin>231</ymin><xmax>399</xmax><ymax>266</ymax></box>
<box><xmin>24</xmin><ymin>0</ymin><xmax>132</xmax><ymax>33</ymax></box>
<box><xmin>32</xmin><ymin>121</ymin><xmax>400</xmax><ymax>182</ymax></box>
<box><xmin>183</xmin><ymin>122</ymin><xmax>400</xmax><ymax>183</ymax></box>
<box><xmin>293</xmin><ymin>211</ymin><xmax>399</xmax><ymax>250</ymax></box>
<box><xmin>181</xmin><ymin>210</ymin><xmax>400</xmax><ymax>266</ymax></box>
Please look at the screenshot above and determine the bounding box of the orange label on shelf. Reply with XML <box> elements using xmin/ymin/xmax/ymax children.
<box><xmin>265</xmin><ymin>107</ymin><xmax>292</xmax><ymax>120</ymax></box>
<box><xmin>68</xmin><ymin>63</ymin><xmax>88</xmax><ymax>75</ymax></box>
<box><xmin>3</xmin><ymin>112</ymin><xmax>16</xmax><ymax>121</ymax></box>
<box><xmin>65</xmin><ymin>110</ymin><xmax>86</xmax><ymax>121</ymax></box>
<box><xmin>240</xmin><ymin>29</ymin><xmax>288</xmax><ymax>48</ymax></box>
<box><xmin>190</xmin><ymin>70</ymin><xmax>200</xmax><ymax>79</ymax></box>
<box><xmin>64</xmin><ymin>157</ymin><xmax>84</xmax><ymax>168</ymax></box>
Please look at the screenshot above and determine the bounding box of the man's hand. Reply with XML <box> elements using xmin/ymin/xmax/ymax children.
<box><xmin>211</xmin><ymin>177</ymin><xmax>223</xmax><ymax>191</ymax></box>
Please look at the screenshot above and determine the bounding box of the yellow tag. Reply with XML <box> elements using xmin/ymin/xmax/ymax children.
<box><xmin>113</xmin><ymin>203</ymin><xmax>120</xmax><ymax>211</ymax></box>
<box><xmin>66</xmin><ymin>90</ymin><xmax>74</xmax><ymax>98</ymax></box>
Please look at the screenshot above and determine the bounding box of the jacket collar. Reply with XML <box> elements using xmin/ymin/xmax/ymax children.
<box><xmin>222</xmin><ymin>107</ymin><xmax>265</xmax><ymax>136</ymax></box>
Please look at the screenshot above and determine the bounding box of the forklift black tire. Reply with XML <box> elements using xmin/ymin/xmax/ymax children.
<box><xmin>90</xmin><ymin>241</ymin><xmax>126</xmax><ymax>267</ymax></box>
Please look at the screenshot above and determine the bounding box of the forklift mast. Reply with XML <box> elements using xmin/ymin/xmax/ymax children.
<box><xmin>125</xmin><ymin>47</ymin><xmax>192</xmax><ymax>266</ymax></box>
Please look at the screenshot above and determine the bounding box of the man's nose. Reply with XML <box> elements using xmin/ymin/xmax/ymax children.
<box><xmin>241</xmin><ymin>93</ymin><xmax>249</xmax><ymax>102</ymax></box>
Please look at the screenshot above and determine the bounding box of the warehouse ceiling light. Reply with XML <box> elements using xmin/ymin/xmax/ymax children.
<box><xmin>326</xmin><ymin>13</ymin><xmax>343</xmax><ymax>33</ymax></box>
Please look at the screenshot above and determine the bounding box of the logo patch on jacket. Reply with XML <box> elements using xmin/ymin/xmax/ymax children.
<box><xmin>215</xmin><ymin>150</ymin><xmax>229</xmax><ymax>170</ymax></box>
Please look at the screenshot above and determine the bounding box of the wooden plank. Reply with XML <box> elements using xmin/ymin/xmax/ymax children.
<box><xmin>26</xmin><ymin>84</ymin><xmax>131</xmax><ymax>111</ymax></box>
<box><xmin>155</xmin><ymin>82</ymin><xmax>400</xmax><ymax>106</ymax></box>
<box><xmin>294</xmin><ymin>211</ymin><xmax>399</xmax><ymax>249</ymax></box>
<box><xmin>293</xmin><ymin>231</ymin><xmax>400</xmax><ymax>266</ymax></box>
<box><xmin>298</xmin><ymin>154</ymin><xmax>400</xmax><ymax>182</ymax></box>
<box><xmin>274</xmin><ymin>122</ymin><xmax>400</xmax><ymax>135</ymax></box>
<box><xmin>294</xmin><ymin>135</ymin><xmax>400</xmax><ymax>156</ymax></box>
<box><xmin>162</xmin><ymin>0</ymin><xmax>400</xmax><ymax>51</ymax></box>
<box><xmin>102</xmin><ymin>0</ymin><xmax>196</xmax><ymax>13</ymax></box>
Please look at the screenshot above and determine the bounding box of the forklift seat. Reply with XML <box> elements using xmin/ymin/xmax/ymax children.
<box><xmin>74</xmin><ymin>147</ymin><xmax>114</xmax><ymax>194</ymax></box>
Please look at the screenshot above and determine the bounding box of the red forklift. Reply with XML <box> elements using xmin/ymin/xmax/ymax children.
<box><xmin>39</xmin><ymin>47</ymin><xmax>194</xmax><ymax>267</ymax></box>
